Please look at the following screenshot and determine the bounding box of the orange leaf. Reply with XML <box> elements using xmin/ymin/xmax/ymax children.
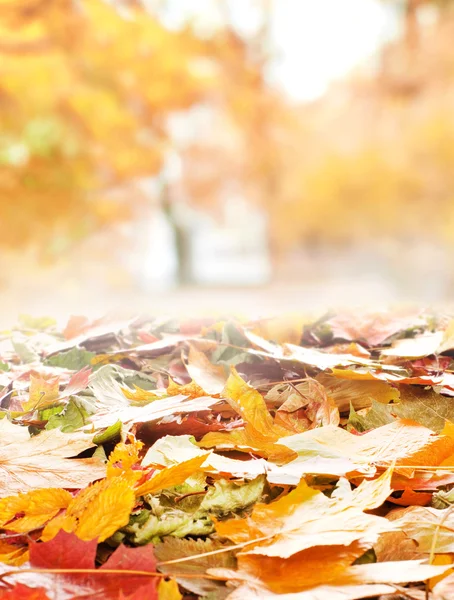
<box><xmin>0</xmin><ymin>541</ymin><xmax>29</xmax><ymax>566</ymax></box>
<box><xmin>0</xmin><ymin>488</ymin><xmax>72</xmax><ymax>533</ymax></box>
<box><xmin>135</xmin><ymin>454</ymin><xmax>208</xmax><ymax>497</ymax></box>
<box><xmin>237</xmin><ymin>541</ymin><xmax>369</xmax><ymax>593</ymax></box>
<box><xmin>199</xmin><ymin>427</ymin><xmax>296</xmax><ymax>464</ymax></box>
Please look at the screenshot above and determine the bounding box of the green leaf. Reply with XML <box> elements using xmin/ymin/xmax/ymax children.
<box><xmin>391</xmin><ymin>386</ymin><xmax>454</xmax><ymax>433</ymax></box>
<box><xmin>92</xmin><ymin>420</ymin><xmax>122</xmax><ymax>445</ymax></box>
<box><xmin>18</xmin><ymin>314</ymin><xmax>57</xmax><ymax>331</ymax></box>
<box><xmin>45</xmin><ymin>398</ymin><xmax>91</xmax><ymax>432</ymax></box>
<box><xmin>155</xmin><ymin>537</ymin><xmax>235</xmax><ymax>598</ymax></box>
<box><xmin>199</xmin><ymin>475</ymin><xmax>266</xmax><ymax>515</ymax></box>
<box><xmin>125</xmin><ymin>509</ymin><xmax>214</xmax><ymax>545</ymax></box>
<box><xmin>44</xmin><ymin>347</ymin><xmax>96</xmax><ymax>370</ymax></box>
<box><xmin>432</xmin><ymin>488</ymin><xmax>454</xmax><ymax>509</ymax></box>
<box><xmin>12</xmin><ymin>338</ymin><xmax>39</xmax><ymax>364</ymax></box>
<box><xmin>0</xmin><ymin>362</ymin><xmax>9</xmax><ymax>372</ymax></box>
<box><xmin>348</xmin><ymin>400</ymin><xmax>395</xmax><ymax>433</ymax></box>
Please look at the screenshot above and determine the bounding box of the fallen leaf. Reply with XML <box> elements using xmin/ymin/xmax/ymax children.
<box><xmin>278</xmin><ymin>419</ymin><xmax>454</xmax><ymax>474</ymax></box>
<box><xmin>185</xmin><ymin>344</ymin><xmax>227</xmax><ymax>395</ymax></box>
<box><xmin>235</xmin><ymin>541</ymin><xmax>369</xmax><ymax>593</ymax></box>
<box><xmin>157</xmin><ymin>578</ymin><xmax>182</xmax><ymax>600</ymax></box>
<box><xmin>388</xmin><ymin>505</ymin><xmax>454</xmax><ymax>553</ymax></box>
<box><xmin>28</xmin><ymin>531</ymin><xmax>159</xmax><ymax>599</ymax></box>
<box><xmin>216</xmin><ymin>470</ymin><xmax>394</xmax><ymax>558</ymax></box>
<box><xmin>0</xmin><ymin>488</ymin><xmax>72</xmax><ymax>533</ymax></box>
<box><xmin>155</xmin><ymin>537</ymin><xmax>235</xmax><ymax>598</ymax></box>
<box><xmin>135</xmin><ymin>454</ymin><xmax>208</xmax><ymax>497</ymax></box>
<box><xmin>43</xmin><ymin>476</ymin><xmax>136</xmax><ymax>543</ymax></box>
<box><xmin>23</xmin><ymin>374</ymin><xmax>60</xmax><ymax>411</ymax></box>
<box><xmin>0</xmin><ymin>583</ymin><xmax>50</xmax><ymax>599</ymax></box>
<box><xmin>0</xmin><ymin>419</ymin><xmax>106</xmax><ymax>496</ymax></box>
<box><xmin>316</xmin><ymin>373</ymin><xmax>399</xmax><ymax>412</ymax></box>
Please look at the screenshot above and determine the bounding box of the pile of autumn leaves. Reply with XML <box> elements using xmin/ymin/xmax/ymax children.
<box><xmin>3</xmin><ymin>313</ymin><xmax>454</xmax><ymax>599</ymax></box>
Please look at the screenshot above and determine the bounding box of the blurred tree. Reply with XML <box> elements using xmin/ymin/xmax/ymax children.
<box><xmin>0</xmin><ymin>0</ymin><xmax>216</xmax><ymax>250</ymax></box>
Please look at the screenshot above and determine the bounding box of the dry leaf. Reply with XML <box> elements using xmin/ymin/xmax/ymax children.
<box><xmin>0</xmin><ymin>488</ymin><xmax>72</xmax><ymax>533</ymax></box>
<box><xmin>0</xmin><ymin>419</ymin><xmax>106</xmax><ymax>496</ymax></box>
<box><xmin>216</xmin><ymin>470</ymin><xmax>394</xmax><ymax>558</ymax></box>
<box><xmin>135</xmin><ymin>454</ymin><xmax>208</xmax><ymax>496</ymax></box>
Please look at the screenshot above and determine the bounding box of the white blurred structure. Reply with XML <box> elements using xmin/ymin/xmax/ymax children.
<box><xmin>189</xmin><ymin>191</ymin><xmax>271</xmax><ymax>286</ymax></box>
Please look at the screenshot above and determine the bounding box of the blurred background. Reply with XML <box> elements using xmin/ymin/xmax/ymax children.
<box><xmin>1</xmin><ymin>0</ymin><xmax>454</xmax><ymax>324</ymax></box>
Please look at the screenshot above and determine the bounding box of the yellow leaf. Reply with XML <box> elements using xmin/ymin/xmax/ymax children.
<box><xmin>429</xmin><ymin>555</ymin><xmax>454</xmax><ymax>589</ymax></box>
<box><xmin>43</xmin><ymin>476</ymin><xmax>136</xmax><ymax>543</ymax></box>
<box><xmin>121</xmin><ymin>384</ymin><xmax>160</xmax><ymax>402</ymax></box>
<box><xmin>41</xmin><ymin>512</ymin><xmax>69</xmax><ymax>542</ymax></box>
<box><xmin>0</xmin><ymin>488</ymin><xmax>72</xmax><ymax>533</ymax></box>
<box><xmin>135</xmin><ymin>454</ymin><xmax>208</xmax><ymax>497</ymax></box>
<box><xmin>158</xmin><ymin>578</ymin><xmax>182</xmax><ymax>600</ymax></box>
<box><xmin>167</xmin><ymin>378</ymin><xmax>206</xmax><ymax>399</ymax></box>
<box><xmin>23</xmin><ymin>374</ymin><xmax>60</xmax><ymax>411</ymax></box>
<box><xmin>199</xmin><ymin>427</ymin><xmax>296</xmax><ymax>464</ymax></box>
<box><xmin>316</xmin><ymin>373</ymin><xmax>399</xmax><ymax>412</ymax></box>
<box><xmin>107</xmin><ymin>439</ymin><xmax>143</xmax><ymax>481</ymax></box>
<box><xmin>0</xmin><ymin>541</ymin><xmax>29</xmax><ymax>566</ymax></box>
<box><xmin>223</xmin><ymin>368</ymin><xmax>275</xmax><ymax>437</ymax></box>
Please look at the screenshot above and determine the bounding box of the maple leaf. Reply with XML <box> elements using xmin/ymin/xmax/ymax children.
<box><xmin>155</xmin><ymin>537</ymin><xmax>235</xmax><ymax>597</ymax></box>
<box><xmin>26</xmin><ymin>531</ymin><xmax>159</xmax><ymax>599</ymax></box>
<box><xmin>142</xmin><ymin>434</ymin><xmax>268</xmax><ymax>479</ymax></box>
<box><xmin>22</xmin><ymin>374</ymin><xmax>60</xmax><ymax>411</ymax></box>
<box><xmin>381</xmin><ymin>331</ymin><xmax>444</xmax><ymax>358</ymax></box>
<box><xmin>215</xmin><ymin>560</ymin><xmax>452</xmax><ymax>599</ymax></box>
<box><xmin>0</xmin><ymin>419</ymin><xmax>106</xmax><ymax>496</ymax></box>
<box><xmin>326</xmin><ymin>311</ymin><xmax>425</xmax><ymax>346</ymax></box>
<box><xmin>0</xmin><ymin>583</ymin><xmax>50</xmax><ymax>599</ymax></box>
<box><xmin>390</xmin><ymin>385</ymin><xmax>454</xmax><ymax>433</ymax></box>
<box><xmin>223</xmin><ymin>367</ymin><xmax>275</xmax><ymax>436</ymax></box>
<box><xmin>316</xmin><ymin>372</ymin><xmax>399</xmax><ymax>412</ymax></box>
<box><xmin>44</xmin><ymin>347</ymin><xmax>95</xmax><ymax>370</ymax></box>
<box><xmin>388</xmin><ymin>505</ymin><xmax>454</xmax><ymax>554</ymax></box>
<box><xmin>348</xmin><ymin>400</ymin><xmax>394</xmax><ymax>432</ymax></box>
<box><xmin>234</xmin><ymin>541</ymin><xmax>369</xmax><ymax>593</ymax></box>
<box><xmin>278</xmin><ymin>419</ymin><xmax>454</xmax><ymax>476</ymax></box>
<box><xmin>216</xmin><ymin>470</ymin><xmax>394</xmax><ymax>558</ymax></box>
<box><xmin>273</xmin><ymin>378</ymin><xmax>339</xmax><ymax>432</ymax></box>
<box><xmin>199</xmin><ymin>369</ymin><xmax>299</xmax><ymax>463</ymax></box>
<box><xmin>199</xmin><ymin>427</ymin><xmax>297</xmax><ymax>463</ymax></box>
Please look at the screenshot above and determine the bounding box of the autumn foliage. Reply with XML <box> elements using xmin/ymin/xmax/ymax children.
<box><xmin>2</xmin><ymin>311</ymin><xmax>454</xmax><ymax>597</ymax></box>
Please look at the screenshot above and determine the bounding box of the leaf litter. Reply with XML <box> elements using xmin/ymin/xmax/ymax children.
<box><xmin>2</xmin><ymin>311</ymin><xmax>454</xmax><ymax>598</ymax></box>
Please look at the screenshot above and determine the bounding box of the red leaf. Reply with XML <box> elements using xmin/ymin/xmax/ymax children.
<box><xmin>30</xmin><ymin>531</ymin><xmax>97</xmax><ymax>570</ymax></box>
<box><xmin>28</xmin><ymin>533</ymin><xmax>158</xmax><ymax>599</ymax></box>
<box><xmin>100</xmin><ymin>545</ymin><xmax>158</xmax><ymax>598</ymax></box>
<box><xmin>123</xmin><ymin>582</ymin><xmax>160</xmax><ymax>600</ymax></box>
<box><xmin>0</xmin><ymin>583</ymin><xmax>50</xmax><ymax>599</ymax></box>
<box><xmin>61</xmin><ymin>366</ymin><xmax>92</xmax><ymax>397</ymax></box>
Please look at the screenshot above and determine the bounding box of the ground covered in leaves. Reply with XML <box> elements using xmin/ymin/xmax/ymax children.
<box><xmin>3</xmin><ymin>311</ymin><xmax>454</xmax><ymax>599</ymax></box>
